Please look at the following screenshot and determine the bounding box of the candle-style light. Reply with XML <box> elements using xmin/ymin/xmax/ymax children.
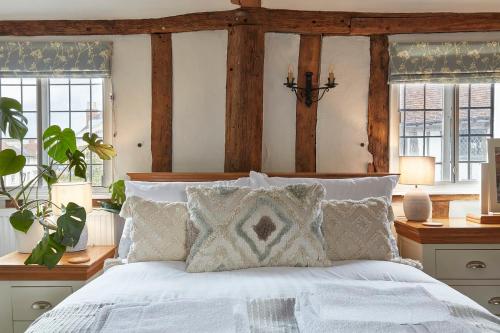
<box><xmin>287</xmin><ymin>64</ymin><xmax>295</xmax><ymax>84</ymax></box>
<box><xmin>328</xmin><ymin>64</ymin><xmax>335</xmax><ymax>85</ymax></box>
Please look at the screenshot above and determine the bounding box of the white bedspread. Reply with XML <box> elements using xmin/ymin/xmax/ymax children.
<box><xmin>28</xmin><ymin>260</ymin><xmax>500</xmax><ymax>332</ymax></box>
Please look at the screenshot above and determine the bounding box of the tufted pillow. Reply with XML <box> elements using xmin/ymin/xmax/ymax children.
<box><xmin>322</xmin><ymin>197</ymin><xmax>398</xmax><ymax>261</ymax></box>
<box><xmin>185</xmin><ymin>184</ymin><xmax>330</xmax><ymax>273</ymax></box>
<box><xmin>121</xmin><ymin>196</ymin><xmax>189</xmax><ymax>263</ymax></box>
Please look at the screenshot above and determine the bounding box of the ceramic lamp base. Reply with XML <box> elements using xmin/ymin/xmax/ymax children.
<box><xmin>403</xmin><ymin>188</ymin><xmax>432</xmax><ymax>222</ymax></box>
<box><xmin>66</xmin><ymin>224</ymin><xmax>88</xmax><ymax>252</ymax></box>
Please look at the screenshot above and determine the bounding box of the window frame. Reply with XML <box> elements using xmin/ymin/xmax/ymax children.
<box><xmin>0</xmin><ymin>77</ymin><xmax>112</xmax><ymax>189</ymax></box>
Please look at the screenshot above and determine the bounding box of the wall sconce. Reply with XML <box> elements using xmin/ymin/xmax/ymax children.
<box><xmin>284</xmin><ymin>64</ymin><xmax>338</xmax><ymax>107</ymax></box>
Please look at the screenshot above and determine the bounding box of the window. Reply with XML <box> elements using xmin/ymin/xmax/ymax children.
<box><xmin>398</xmin><ymin>83</ymin><xmax>497</xmax><ymax>182</ymax></box>
<box><xmin>0</xmin><ymin>77</ymin><xmax>107</xmax><ymax>187</ymax></box>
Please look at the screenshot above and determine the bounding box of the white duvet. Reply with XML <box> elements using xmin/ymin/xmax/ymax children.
<box><xmin>29</xmin><ymin>260</ymin><xmax>500</xmax><ymax>332</ymax></box>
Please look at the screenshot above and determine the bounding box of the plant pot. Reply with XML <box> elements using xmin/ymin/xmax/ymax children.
<box><xmin>66</xmin><ymin>224</ymin><xmax>88</xmax><ymax>252</ymax></box>
<box><xmin>15</xmin><ymin>222</ymin><xmax>44</xmax><ymax>254</ymax></box>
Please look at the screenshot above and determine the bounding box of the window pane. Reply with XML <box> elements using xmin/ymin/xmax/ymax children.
<box><xmin>50</xmin><ymin>78</ymin><xmax>69</xmax><ymax>84</ymax></box>
<box><xmin>50</xmin><ymin>112</ymin><xmax>69</xmax><ymax>128</ymax></box>
<box><xmin>470</xmin><ymin>109</ymin><xmax>491</xmax><ymax>135</ymax></box>
<box><xmin>71</xmin><ymin>112</ymin><xmax>90</xmax><ymax>136</ymax></box>
<box><xmin>25</xmin><ymin>112</ymin><xmax>37</xmax><ymax>138</ymax></box>
<box><xmin>459</xmin><ymin>84</ymin><xmax>469</xmax><ymax>107</ymax></box>
<box><xmin>458</xmin><ymin>163</ymin><xmax>469</xmax><ymax>181</ymax></box>
<box><xmin>459</xmin><ymin>109</ymin><xmax>468</xmax><ymax>134</ymax></box>
<box><xmin>70</xmin><ymin>85</ymin><xmax>90</xmax><ymax>111</ymax></box>
<box><xmin>71</xmin><ymin>78</ymin><xmax>90</xmax><ymax>84</ymax></box>
<box><xmin>399</xmin><ymin>138</ymin><xmax>405</xmax><ymax>156</ymax></box>
<box><xmin>425</xmin><ymin>111</ymin><xmax>443</xmax><ymax>135</ymax></box>
<box><xmin>459</xmin><ymin>136</ymin><xmax>468</xmax><ymax>161</ymax></box>
<box><xmin>1</xmin><ymin>78</ymin><xmax>20</xmax><ymax>85</ymax></box>
<box><xmin>1</xmin><ymin>85</ymin><xmax>21</xmax><ymax>101</ymax></box>
<box><xmin>470</xmin><ymin>136</ymin><xmax>487</xmax><ymax>162</ymax></box>
<box><xmin>470</xmin><ymin>163</ymin><xmax>481</xmax><ymax>181</ymax></box>
<box><xmin>404</xmin><ymin>111</ymin><xmax>424</xmax><ymax>136</ymax></box>
<box><xmin>50</xmin><ymin>85</ymin><xmax>69</xmax><ymax>111</ymax></box>
<box><xmin>91</xmin><ymin>84</ymin><xmax>103</xmax><ymax>111</ymax></box>
<box><xmin>22</xmin><ymin>78</ymin><xmax>37</xmax><ymax>85</ymax></box>
<box><xmin>22</xmin><ymin>85</ymin><xmax>37</xmax><ymax>111</ymax></box>
<box><xmin>404</xmin><ymin>84</ymin><xmax>424</xmax><ymax>109</ymax></box>
<box><xmin>426</xmin><ymin>137</ymin><xmax>442</xmax><ymax>163</ymax></box>
<box><xmin>405</xmin><ymin>138</ymin><xmax>423</xmax><ymax>155</ymax></box>
<box><xmin>23</xmin><ymin>139</ymin><xmax>38</xmax><ymax>165</ymax></box>
<box><xmin>470</xmin><ymin>84</ymin><xmax>491</xmax><ymax>107</ymax></box>
<box><xmin>2</xmin><ymin>139</ymin><xmax>21</xmax><ymax>154</ymax></box>
<box><xmin>22</xmin><ymin>165</ymin><xmax>38</xmax><ymax>184</ymax></box>
<box><xmin>53</xmin><ymin>164</ymin><xmax>71</xmax><ymax>182</ymax></box>
<box><xmin>425</xmin><ymin>84</ymin><xmax>443</xmax><ymax>109</ymax></box>
<box><xmin>435</xmin><ymin>164</ymin><xmax>442</xmax><ymax>182</ymax></box>
<box><xmin>4</xmin><ymin>173</ymin><xmax>20</xmax><ymax>187</ymax></box>
<box><xmin>89</xmin><ymin>165</ymin><xmax>103</xmax><ymax>186</ymax></box>
<box><xmin>91</xmin><ymin>112</ymin><xmax>103</xmax><ymax>137</ymax></box>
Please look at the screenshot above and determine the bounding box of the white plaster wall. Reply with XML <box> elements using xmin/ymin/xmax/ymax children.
<box><xmin>317</xmin><ymin>36</ymin><xmax>372</xmax><ymax>172</ymax></box>
<box><xmin>172</xmin><ymin>31</ymin><xmax>228</xmax><ymax>172</ymax></box>
<box><xmin>262</xmin><ymin>33</ymin><xmax>299</xmax><ymax>172</ymax></box>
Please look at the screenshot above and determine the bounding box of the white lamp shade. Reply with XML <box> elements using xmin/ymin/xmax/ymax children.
<box><xmin>51</xmin><ymin>182</ymin><xmax>93</xmax><ymax>215</ymax></box>
<box><xmin>399</xmin><ymin>156</ymin><xmax>436</xmax><ymax>186</ymax></box>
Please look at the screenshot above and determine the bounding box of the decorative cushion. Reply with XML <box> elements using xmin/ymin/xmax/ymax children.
<box><xmin>249</xmin><ymin>171</ymin><xmax>398</xmax><ymax>203</ymax></box>
<box><xmin>185</xmin><ymin>184</ymin><xmax>330</xmax><ymax>273</ymax></box>
<box><xmin>121</xmin><ymin>196</ymin><xmax>189</xmax><ymax>263</ymax></box>
<box><xmin>322</xmin><ymin>197</ymin><xmax>398</xmax><ymax>261</ymax></box>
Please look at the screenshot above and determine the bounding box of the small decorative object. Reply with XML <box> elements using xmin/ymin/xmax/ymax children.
<box><xmin>422</xmin><ymin>221</ymin><xmax>443</xmax><ymax>227</ymax></box>
<box><xmin>284</xmin><ymin>63</ymin><xmax>337</xmax><ymax>107</ymax></box>
<box><xmin>0</xmin><ymin>96</ymin><xmax>117</xmax><ymax>268</ymax></box>
<box><xmin>51</xmin><ymin>182</ymin><xmax>93</xmax><ymax>252</ymax></box>
<box><xmin>399</xmin><ymin>156</ymin><xmax>436</xmax><ymax>222</ymax></box>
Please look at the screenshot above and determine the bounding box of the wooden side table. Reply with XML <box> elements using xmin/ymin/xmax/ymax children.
<box><xmin>395</xmin><ymin>218</ymin><xmax>500</xmax><ymax>316</ymax></box>
<box><xmin>0</xmin><ymin>246</ymin><xmax>116</xmax><ymax>333</ymax></box>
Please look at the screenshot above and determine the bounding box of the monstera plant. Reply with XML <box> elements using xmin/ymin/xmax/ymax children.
<box><xmin>0</xmin><ymin>97</ymin><xmax>116</xmax><ymax>268</ymax></box>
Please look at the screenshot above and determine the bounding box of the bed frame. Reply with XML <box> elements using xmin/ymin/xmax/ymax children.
<box><xmin>127</xmin><ymin>172</ymin><xmax>396</xmax><ymax>182</ymax></box>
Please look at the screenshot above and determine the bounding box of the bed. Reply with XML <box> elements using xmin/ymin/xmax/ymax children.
<box><xmin>27</xmin><ymin>173</ymin><xmax>500</xmax><ymax>332</ymax></box>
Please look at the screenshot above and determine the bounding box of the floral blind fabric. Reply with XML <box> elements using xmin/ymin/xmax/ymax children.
<box><xmin>0</xmin><ymin>41</ymin><xmax>112</xmax><ymax>77</ymax></box>
<box><xmin>389</xmin><ymin>41</ymin><xmax>500</xmax><ymax>83</ymax></box>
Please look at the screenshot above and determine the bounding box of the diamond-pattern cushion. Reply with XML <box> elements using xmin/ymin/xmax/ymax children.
<box><xmin>185</xmin><ymin>184</ymin><xmax>330</xmax><ymax>273</ymax></box>
<box><xmin>322</xmin><ymin>197</ymin><xmax>397</xmax><ymax>261</ymax></box>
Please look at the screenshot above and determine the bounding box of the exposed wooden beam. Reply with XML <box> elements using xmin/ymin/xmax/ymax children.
<box><xmin>225</xmin><ymin>25</ymin><xmax>265</xmax><ymax>172</ymax></box>
<box><xmin>231</xmin><ymin>0</ymin><xmax>262</xmax><ymax>8</ymax></box>
<box><xmin>351</xmin><ymin>13</ymin><xmax>500</xmax><ymax>35</ymax></box>
<box><xmin>367</xmin><ymin>35</ymin><xmax>390</xmax><ymax>173</ymax></box>
<box><xmin>295</xmin><ymin>35</ymin><xmax>322</xmax><ymax>172</ymax></box>
<box><xmin>151</xmin><ymin>33</ymin><xmax>173</xmax><ymax>172</ymax></box>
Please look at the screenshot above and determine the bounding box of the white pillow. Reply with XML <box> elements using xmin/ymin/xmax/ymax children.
<box><xmin>250</xmin><ymin>171</ymin><xmax>398</xmax><ymax>202</ymax></box>
<box><xmin>118</xmin><ymin>177</ymin><xmax>250</xmax><ymax>258</ymax></box>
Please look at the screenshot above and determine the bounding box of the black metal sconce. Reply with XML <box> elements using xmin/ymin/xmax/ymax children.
<box><xmin>284</xmin><ymin>65</ymin><xmax>338</xmax><ymax>107</ymax></box>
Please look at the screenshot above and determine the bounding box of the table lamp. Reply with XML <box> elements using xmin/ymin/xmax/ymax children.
<box><xmin>51</xmin><ymin>182</ymin><xmax>93</xmax><ymax>252</ymax></box>
<box><xmin>399</xmin><ymin>156</ymin><xmax>435</xmax><ymax>221</ymax></box>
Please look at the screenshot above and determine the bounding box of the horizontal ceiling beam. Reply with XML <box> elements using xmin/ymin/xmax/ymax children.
<box><xmin>0</xmin><ymin>8</ymin><xmax>498</xmax><ymax>36</ymax></box>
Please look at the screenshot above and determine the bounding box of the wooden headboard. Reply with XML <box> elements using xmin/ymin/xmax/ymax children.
<box><xmin>127</xmin><ymin>172</ymin><xmax>396</xmax><ymax>182</ymax></box>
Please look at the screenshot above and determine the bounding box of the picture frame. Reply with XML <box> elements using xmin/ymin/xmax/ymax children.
<box><xmin>487</xmin><ymin>138</ymin><xmax>500</xmax><ymax>213</ymax></box>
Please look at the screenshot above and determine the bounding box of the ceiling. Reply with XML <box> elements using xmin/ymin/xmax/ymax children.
<box><xmin>0</xmin><ymin>0</ymin><xmax>499</xmax><ymax>20</ymax></box>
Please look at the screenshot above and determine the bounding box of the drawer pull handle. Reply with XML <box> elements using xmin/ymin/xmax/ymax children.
<box><xmin>31</xmin><ymin>301</ymin><xmax>52</xmax><ymax>310</ymax></box>
<box><xmin>465</xmin><ymin>261</ymin><xmax>487</xmax><ymax>269</ymax></box>
<box><xmin>489</xmin><ymin>297</ymin><xmax>500</xmax><ymax>305</ymax></box>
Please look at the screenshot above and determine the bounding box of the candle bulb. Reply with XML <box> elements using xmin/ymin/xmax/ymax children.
<box><xmin>287</xmin><ymin>64</ymin><xmax>294</xmax><ymax>82</ymax></box>
<box><xmin>328</xmin><ymin>64</ymin><xmax>335</xmax><ymax>83</ymax></box>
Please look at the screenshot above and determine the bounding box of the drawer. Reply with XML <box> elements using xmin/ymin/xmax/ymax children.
<box><xmin>11</xmin><ymin>286</ymin><xmax>72</xmax><ymax>321</ymax></box>
<box><xmin>435</xmin><ymin>249</ymin><xmax>500</xmax><ymax>280</ymax></box>
<box><xmin>452</xmin><ymin>285</ymin><xmax>500</xmax><ymax>316</ymax></box>
<box><xmin>13</xmin><ymin>321</ymin><xmax>32</xmax><ymax>333</ymax></box>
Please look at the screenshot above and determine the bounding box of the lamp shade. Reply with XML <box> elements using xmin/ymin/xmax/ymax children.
<box><xmin>51</xmin><ymin>182</ymin><xmax>93</xmax><ymax>215</ymax></box>
<box><xmin>399</xmin><ymin>156</ymin><xmax>436</xmax><ymax>185</ymax></box>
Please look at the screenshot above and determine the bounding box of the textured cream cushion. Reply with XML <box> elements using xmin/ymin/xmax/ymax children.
<box><xmin>322</xmin><ymin>197</ymin><xmax>397</xmax><ymax>261</ymax></box>
<box><xmin>121</xmin><ymin>196</ymin><xmax>189</xmax><ymax>263</ymax></box>
<box><xmin>185</xmin><ymin>184</ymin><xmax>330</xmax><ymax>273</ymax></box>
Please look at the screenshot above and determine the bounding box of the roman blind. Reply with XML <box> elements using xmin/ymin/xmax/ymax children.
<box><xmin>0</xmin><ymin>41</ymin><xmax>112</xmax><ymax>77</ymax></box>
<box><xmin>389</xmin><ymin>41</ymin><xmax>500</xmax><ymax>83</ymax></box>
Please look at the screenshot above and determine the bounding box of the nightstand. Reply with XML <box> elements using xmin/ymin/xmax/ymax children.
<box><xmin>395</xmin><ymin>218</ymin><xmax>500</xmax><ymax>316</ymax></box>
<box><xmin>0</xmin><ymin>246</ymin><xmax>116</xmax><ymax>333</ymax></box>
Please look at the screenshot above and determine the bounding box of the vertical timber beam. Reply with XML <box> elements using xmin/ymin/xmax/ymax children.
<box><xmin>151</xmin><ymin>33</ymin><xmax>173</xmax><ymax>171</ymax></box>
<box><xmin>225</xmin><ymin>25</ymin><xmax>265</xmax><ymax>172</ymax></box>
<box><xmin>367</xmin><ymin>35</ymin><xmax>390</xmax><ymax>172</ymax></box>
<box><xmin>295</xmin><ymin>34</ymin><xmax>322</xmax><ymax>172</ymax></box>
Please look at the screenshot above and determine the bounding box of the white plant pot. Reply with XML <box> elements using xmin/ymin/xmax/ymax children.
<box><xmin>15</xmin><ymin>222</ymin><xmax>44</xmax><ymax>254</ymax></box>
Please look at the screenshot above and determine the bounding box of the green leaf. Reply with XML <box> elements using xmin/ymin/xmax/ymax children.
<box><xmin>82</xmin><ymin>132</ymin><xmax>117</xmax><ymax>160</ymax></box>
<box><xmin>9</xmin><ymin>210</ymin><xmax>35</xmax><ymax>233</ymax></box>
<box><xmin>0</xmin><ymin>149</ymin><xmax>26</xmax><ymax>176</ymax></box>
<box><xmin>42</xmin><ymin>125</ymin><xmax>77</xmax><ymax>163</ymax></box>
<box><xmin>109</xmin><ymin>179</ymin><xmax>125</xmax><ymax>205</ymax></box>
<box><xmin>39</xmin><ymin>164</ymin><xmax>58</xmax><ymax>186</ymax></box>
<box><xmin>67</xmin><ymin>150</ymin><xmax>87</xmax><ymax>179</ymax></box>
<box><xmin>53</xmin><ymin>202</ymin><xmax>86</xmax><ymax>247</ymax></box>
<box><xmin>0</xmin><ymin>97</ymin><xmax>28</xmax><ymax>140</ymax></box>
<box><xmin>25</xmin><ymin>233</ymin><xmax>66</xmax><ymax>269</ymax></box>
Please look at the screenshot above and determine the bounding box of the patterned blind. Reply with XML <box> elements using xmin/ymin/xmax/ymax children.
<box><xmin>389</xmin><ymin>41</ymin><xmax>500</xmax><ymax>83</ymax></box>
<box><xmin>0</xmin><ymin>41</ymin><xmax>112</xmax><ymax>77</ymax></box>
